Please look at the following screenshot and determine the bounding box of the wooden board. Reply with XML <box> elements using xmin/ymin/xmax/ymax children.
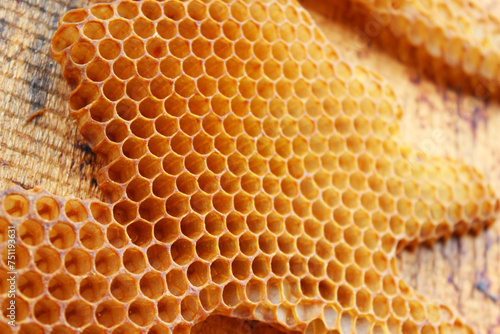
<box><xmin>0</xmin><ymin>0</ymin><xmax>499</xmax><ymax>332</ymax></box>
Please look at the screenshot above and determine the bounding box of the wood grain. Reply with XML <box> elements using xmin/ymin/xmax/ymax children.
<box><xmin>0</xmin><ymin>0</ymin><xmax>499</xmax><ymax>332</ymax></box>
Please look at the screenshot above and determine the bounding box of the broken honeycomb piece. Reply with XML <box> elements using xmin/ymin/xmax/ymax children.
<box><xmin>351</xmin><ymin>0</ymin><xmax>500</xmax><ymax>94</ymax></box>
<box><xmin>0</xmin><ymin>0</ymin><xmax>498</xmax><ymax>332</ymax></box>
<box><xmin>0</xmin><ymin>174</ymin><xmax>496</xmax><ymax>333</ymax></box>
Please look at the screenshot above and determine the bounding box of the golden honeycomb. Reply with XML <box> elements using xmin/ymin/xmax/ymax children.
<box><xmin>351</xmin><ymin>0</ymin><xmax>500</xmax><ymax>95</ymax></box>
<box><xmin>0</xmin><ymin>0</ymin><xmax>498</xmax><ymax>333</ymax></box>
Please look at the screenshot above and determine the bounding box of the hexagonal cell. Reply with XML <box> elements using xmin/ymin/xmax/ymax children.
<box><xmin>36</xmin><ymin>196</ymin><xmax>60</xmax><ymax>220</ymax></box>
<box><xmin>110</xmin><ymin>273</ymin><xmax>138</xmax><ymax>303</ymax></box>
<box><xmin>19</xmin><ymin>219</ymin><xmax>44</xmax><ymax>246</ymax></box>
<box><xmin>129</xmin><ymin>298</ymin><xmax>155</xmax><ymax>326</ymax></box>
<box><xmin>34</xmin><ymin>246</ymin><xmax>61</xmax><ymax>274</ymax></box>
<box><xmin>171</xmin><ymin>238</ymin><xmax>195</xmax><ymax>265</ymax></box>
<box><xmin>34</xmin><ymin>298</ymin><xmax>60</xmax><ymax>324</ymax></box>
<box><xmin>186</xmin><ymin>261</ymin><xmax>209</xmax><ymax>287</ymax></box>
<box><xmin>65</xmin><ymin>249</ymin><xmax>92</xmax><ymax>276</ymax></box>
<box><xmin>196</xmin><ymin>234</ymin><xmax>218</xmax><ymax>261</ymax></box>
<box><xmin>95</xmin><ymin>248</ymin><xmax>121</xmax><ymax>276</ymax></box>
<box><xmin>65</xmin><ymin>300</ymin><xmax>93</xmax><ymax>328</ymax></box>
<box><xmin>223</xmin><ymin>282</ymin><xmax>243</xmax><ymax>307</ymax></box>
<box><xmin>3</xmin><ymin>194</ymin><xmax>29</xmax><ymax>217</ymax></box>
<box><xmin>123</xmin><ymin>247</ymin><xmax>147</xmax><ymax>273</ymax></box>
<box><xmin>158</xmin><ymin>295</ymin><xmax>179</xmax><ymax>323</ymax></box>
<box><xmin>107</xmin><ymin>223</ymin><xmax>128</xmax><ymax>248</ymax></box>
<box><xmin>140</xmin><ymin>271</ymin><xmax>166</xmax><ymax>300</ymax></box>
<box><xmin>166</xmin><ymin>268</ymin><xmax>188</xmax><ymax>296</ymax></box>
<box><xmin>80</xmin><ymin>275</ymin><xmax>107</xmax><ymax>303</ymax></box>
<box><xmin>95</xmin><ymin>300</ymin><xmax>125</xmax><ymax>328</ymax></box>
<box><xmin>19</xmin><ymin>271</ymin><xmax>44</xmax><ymax>298</ymax></box>
<box><xmin>49</xmin><ymin>223</ymin><xmax>76</xmax><ymax>249</ymax></box>
<box><xmin>113</xmin><ymin>200</ymin><xmax>137</xmax><ymax>226</ymax></box>
<box><xmin>90</xmin><ymin>201</ymin><xmax>112</xmax><ymax>225</ymax></box>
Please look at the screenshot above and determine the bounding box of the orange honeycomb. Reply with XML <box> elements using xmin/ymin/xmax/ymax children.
<box><xmin>351</xmin><ymin>0</ymin><xmax>500</xmax><ymax>95</ymax></box>
<box><xmin>0</xmin><ymin>0</ymin><xmax>498</xmax><ymax>333</ymax></box>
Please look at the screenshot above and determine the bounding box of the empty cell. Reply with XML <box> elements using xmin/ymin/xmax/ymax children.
<box><xmin>1</xmin><ymin>296</ymin><xmax>28</xmax><ymax>322</ymax></box>
<box><xmin>239</xmin><ymin>232</ymin><xmax>258</xmax><ymax>256</ymax></box>
<box><xmin>230</xmin><ymin>256</ymin><xmax>250</xmax><ymax>280</ymax></box>
<box><xmin>70</xmin><ymin>40</ymin><xmax>95</xmax><ymax>65</ymax></box>
<box><xmin>212</xmin><ymin>191</ymin><xmax>232</xmax><ymax>214</ymax></box>
<box><xmin>186</xmin><ymin>261</ymin><xmax>208</xmax><ymax>287</ymax></box>
<box><xmin>89</xmin><ymin>100</ymin><xmax>114</xmax><ymax>125</ymax></box>
<box><xmin>196</xmin><ymin>234</ymin><xmax>218</xmax><ymax>261</ymax></box>
<box><xmin>89</xmin><ymin>202</ymin><xmax>111</xmax><ymax>226</ymax></box>
<box><xmin>126</xmin><ymin>220</ymin><xmax>152</xmax><ymax>247</ymax></box>
<box><xmin>137</xmin><ymin>57</ymin><xmax>159</xmax><ymax>79</ymax></box>
<box><xmin>34</xmin><ymin>196</ymin><xmax>59</xmax><ymax>221</ymax></box>
<box><xmin>140</xmin><ymin>272</ymin><xmax>165</xmax><ymax>300</ymax></box>
<box><xmin>141</xmin><ymin>0</ymin><xmax>161</xmax><ymax>20</ymax></box>
<box><xmin>129</xmin><ymin>298</ymin><xmax>155</xmax><ymax>326</ymax></box>
<box><xmin>49</xmin><ymin>223</ymin><xmax>75</xmax><ymax>249</ymax></box>
<box><xmin>95</xmin><ymin>300</ymin><xmax>125</xmax><ymax>328</ymax></box>
<box><xmin>139</xmin><ymin>197</ymin><xmax>164</xmax><ymax>221</ymax></box>
<box><xmin>150</xmin><ymin>76</ymin><xmax>173</xmax><ymax>100</ymax></box>
<box><xmin>335</xmin><ymin>243</ymin><xmax>353</xmax><ymax>265</ymax></box>
<box><xmin>271</xmin><ymin>254</ymin><xmax>288</xmax><ymax>276</ymax></box>
<box><xmin>34</xmin><ymin>298</ymin><xmax>60</xmax><ymax>325</ymax></box>
<box><xmin>214</xmin><ymin>38</ymin><xmax>233</xmax><ymax>59</ymax></box>
<box><xmin>171</xmin><ymin>238</ymin><xmax>195</xmax><ymax>265</ymax></box>
<box><xmin>19</xmin><ymin>271</ymin><xmax>44</xmax><ymax>298</ymax></box>
<box><xmin>111</xmin><ymin>57</ymin><xmax>134</xmax><ymax>81</ymax></box>
<box><xmin>86</xmin><ymin>59</ymin><xmax>111</xmax><ymax>84</ymax></box>
<box><xmin>223</xmin><ymin>282</ymin><xmax>242</xmax><ymax>307</ymax></box>
<box><xmin>108</xmin><ymin>19</ymin><xmax>132</xmax><ymax>40</ymax></box>
<box><xmin>113</xmin><ymin>200</ymin><xmax>137</xmax><ymax>225</ymax></box>
<box><xmin>117</xmin><ymin>1</ymin><xmax>138</xmax><ymax>19</ymax></box>
<box><xmin>180</xmin><ymin>295</ymin><xmax>200</xmax><ymax>322</ymax></box>
<box><xmin>95</xmin><ymin>248</ymin><xmax>121</xmax><ymax>276</ymax></box>
<box><xmin>308</xmin><ymin>256</ymin><xmax>325</xmax><ymax>277</ymax></box>
<box><xmin>102</xmin><ymin>78</ymin><xmax>125</xmax><ymax>101</ymax></box>
<box><xmin>69</xmin><ymin>82</ymin><xmax>100</xmax><ymax>111</ymax></box>
<box><xmin>63</xmin><ymin>200</ymin><xmax>87</xmax><ymax>223</ymax></box>
<box><xmin>51</xmin><ymin>25</ymin><xmax>79</xmax><ymax>52</ymax></box>
<box><xmin>105</xmin><ymin>119</ymin><xmax>128</xmax><ymax>143</ymax></box>
<box><xmin>123</xmin><ymin>248</ymin><xmax>147</xmax><ymax>273</ymax></box>
<box><xmin>220</xmin><ymin>172</ymin><xmax>240</xmax><ymax>194</ymax></box>
<box><xmin>154</xmin><ymin>217</ymin><xmax>179</xmax><ymax>243</ymax></box>
<box><xmin>126</xmin><ymin>178</ymin><xmax>150</xmax><ymax>203</ymax></box>
<box><xmin>132</xmin><ymin>17</ymin><xmax>155</xmax><ymax>38</ymax></box>
<box><xmin>110</xmin><ymin>273</ymin><xmax>137</xmax><ymax>302</ymax></box>
<box><xmin>98</xmin><ymin>40</ymin><xmax>120</xmax><ymax>61</ymax></box>
<box><xmin>65</xmin><ymin>301</ymin><xmax>92</xmax><ymax>328</ymax></box>
<box><xmin>77</xmin><ymin>222</ymin><xmax>104</xmax><ymax>250</ymax></box>
<box><xmin>166</xmin><ymin>193</ymin><xmax>189</xmax><ymax>217</ymax></box>
<box><xmin>127</xmin><ymin>77</ymin><xmax>150</xmax><ymax>101</ymax></box>
<box><xmin>197</xmin><ymin>171</ymin><xmax>218</xmax><ymax>194</ymax></box>
<box><xmin>184</xmin><ymin>152</ymin><xmax>205</xmax><ymax>175</ymax></box>
<box><xmin>64</xmin><ymin>249</ymin><xmax>91</xmax><ymax>276</ymax></box>
<box><xmin>165</xmin><ymin>95</ymin><xmax>188</xmax><ymax>117</ymax></box>
<box><xmin>297</xmin><ymin>235</ymin><xmax>314</xmax><ymax>256</ymax></box>
<box><xmin>179</xmin><ymin>213</ymin><xmax>202</xmax><ymax>239</ymax></box>
<box><xmin>163</xmin><ymin>271</ymin><xmax>186</xmax><ymax>298</ymax></box>
<box><xmin>300</xmin><ymin>276</ymin><xmax>317</xmax><ymax>298</ymax></box>
<box><xmin>34</xmin><ymin>246</ymin><xmax>61</xmax><ymax>274</ymax></box>
<box><xmin>157</xmin><ymin>296</ymin><xmax>179</xmax><ymax>324</ymax></box>
<box><xmin>240</xmin><ymin>172</ymin><xmax>260</xmax><ymax>195</ymax></box>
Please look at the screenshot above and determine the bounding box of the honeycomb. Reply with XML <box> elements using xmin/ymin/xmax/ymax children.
<box><xmin>351</xmin><ymin>0</ymin><xmax>500</xmax><ymax>95</ymax></box>
<box><xmin>0</xmin><ymin>0</ymin><xmax>498</xmax><ymax>333</ymax></box>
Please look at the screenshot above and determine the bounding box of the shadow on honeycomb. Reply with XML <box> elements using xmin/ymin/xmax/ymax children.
<box><xmin>0</xmin><ymin>0</ymin><xmax>498</xmax><ymax>333</ymax></box>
